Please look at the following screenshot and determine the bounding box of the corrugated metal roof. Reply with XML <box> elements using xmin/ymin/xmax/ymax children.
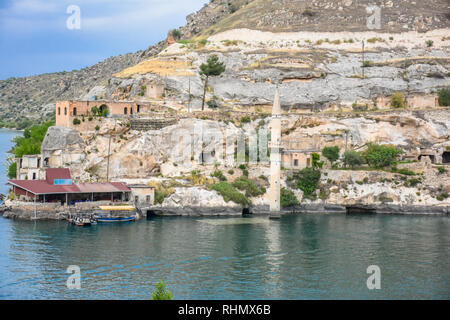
<box><xmin>46</xmin><ymin>168</ymin><xmax>71</xmax><ymax>184</ymax></box>
<box><xmin>8</xmin><ymin>180</ymin><xmax>131</xmax><ymax>195</ymax></box>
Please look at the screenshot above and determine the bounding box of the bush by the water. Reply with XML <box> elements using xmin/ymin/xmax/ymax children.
<box><xmin>209</xmin><ymin>182</ymin><xmax>250</xmax><ymax>206</ymax></box>
<box><xmin>151</xmin><ymin>280</ymin><xmax>173</xmax><ymax>300</ymax></box>
<box><xmin>363</xmin><ymin>143</ymin><xmax>400</xmax><ymax>168</ymax></box>
<box><xmin>149</xmin><ymin>181</ymin><xmax>176</xmax><ymax>205</ymax></box>
<box><xmin>343</xmin><ymin>150</ymin><xmax>364</xmax><ymax>168</ymax></box>
<box><xmin>322</xmin><ymin>146</ymin><xmax>340</xmax><ymax>164</ymax></box>
<box><xmin>291</xmin><ymin>167</ymin><xmax>321</xmax><ymax>199</ymax></box>
<box><xmin>438</xmin><ymin>88</ymin><xmax>450</xmax><ymax>106</ymax></box>
<box><xmin>8</xmin><ymin>121</ymin><xmax>54</xmax><ymax>178</ymax></box>
<box><xmin>232</xmin><ymin>176</ymin><xmax>266</xmax><ymax>197</ymax></box>
<box><xmin>281</xmin><ymin>188</ymin><xmax>299</xmax><ymax>208</ymax></box>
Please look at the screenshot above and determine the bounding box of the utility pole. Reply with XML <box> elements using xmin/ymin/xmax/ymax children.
<box><xmin>188</xmin><ymin>77</ymin><xmax>191</xmax><ymax>113</ymax></box>
<box><xmin>106</xmin><ymin>133</ymin><xmax>111</xmax><ymax>182</ymax></box>
<box><xmin>362</xmin><ymin>40</ymin><xmax>365</xmax><ymax>78</ymax></box>
<box><xmin>106</xmin><ymin>123</ymin><xmax>116</xmax><ymax>182</ymax></box>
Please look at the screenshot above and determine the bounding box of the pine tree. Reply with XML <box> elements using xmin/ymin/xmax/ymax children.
<box><xmin>199</xmin><ymin>55</ymin><xmax>225</xmax><ymax>111</ymax></box>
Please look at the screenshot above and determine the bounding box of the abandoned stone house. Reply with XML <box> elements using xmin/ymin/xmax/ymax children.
<box><xmin>402</xmin><ymin>146</ymin><xmax>450</xmax><ymax>164</ymax></box>
<box><xmin>280</xmin><ymin>134</ymin><xmax>321</xmax><ymax>169</ymax></box>
<box><xmin>16</xmin><ymin>155</ymin><xmax>46</xmax><ymax>180</ymax></box>
<box><xmin>128</xmin><ymin>184</ymin><xmax>155</xmax><ymax>206</ymax></box>
<box><xmin>55</xmin><ymin>100</ymin><xmax>155</xmax><ymax>127</ymax></box>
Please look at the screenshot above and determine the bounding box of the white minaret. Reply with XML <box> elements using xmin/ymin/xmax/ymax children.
<box><xmin>269</xmin><ymin>89</ymin><xmax>281</xmax><ymax>212</ymax></box>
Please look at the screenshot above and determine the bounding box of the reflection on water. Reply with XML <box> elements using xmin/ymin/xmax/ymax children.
<box><xmin>0</xmin><ymin>214</ymin><xmax>448</xmax><ymax>300</ymax></box>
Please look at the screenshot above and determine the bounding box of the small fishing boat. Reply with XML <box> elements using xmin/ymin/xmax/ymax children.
<box><xmin>97</xmin><ymin>206</ymin><xmax>137</xmax><ymax>223</ymax></box>
<box><xmin>69</xmin><ymin>213</ymin><xmax>98</xmax><ymax>227</ymax></box>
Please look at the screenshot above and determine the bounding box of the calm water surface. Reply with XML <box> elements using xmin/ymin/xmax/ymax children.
<box><xmin>0</xmin><ymin>131</ymin><xmax>448</xmax><ymax>300</ymax></box>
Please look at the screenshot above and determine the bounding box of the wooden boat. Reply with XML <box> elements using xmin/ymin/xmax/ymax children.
<box><xmin>97</xmin><ymin>206</ymin><xmax>137</xmax><ymax>223</ymax></box>
<box><xmin>69</xmin><ymin>213</ymin><xmax>97</xmax><ymax>227</ymax></box>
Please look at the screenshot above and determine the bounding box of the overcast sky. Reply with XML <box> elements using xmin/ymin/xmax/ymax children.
<box><xmin>0</xmin><ymin>0</ymin><xmax>208</xmax><ymax>80</ymax></box>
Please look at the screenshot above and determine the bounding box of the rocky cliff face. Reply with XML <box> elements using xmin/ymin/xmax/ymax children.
<box><xmin>104</xmin><ymin>27</ymin><xmax>449</xmax><ymax>112</ymax></box>
<box><xmin>42</xmin><ymin>108</ymin><xmax>450</xmax><ymax>209</ymax></box>
<box><xmin>2</xmin><ymin>0</ymin><xmax>449</xmax><ymax>128</ymax></box>
<box><xmin>199</xmin><ymin>0</ymin><xmax>450</xmax><ymax>36</ymax></box>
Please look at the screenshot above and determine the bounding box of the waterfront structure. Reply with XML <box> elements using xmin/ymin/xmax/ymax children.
<box><xmin>269</xmin><ymin>89</ymin><xmax>282</xmax><ymax>212</ymax></box>
<box><xmin>129</xmin><ymin>184</ymin><xmax>155</xmax><ymax>206</ymax></box>
<box><xmin>8</xmin><ymin>168</ymin><xmax>131</xmax><ymax>205</ymax></box>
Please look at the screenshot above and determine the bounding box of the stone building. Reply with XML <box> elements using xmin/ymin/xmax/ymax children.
<box><xmin>145</xmin><ymin>79</ymin><xmax>166</xmax><ymax>99</ymax></box>
<box><xmin>16</xmin><ymin>155</ymin><xmax>46</xmax><ymax>180</ymax></box>
<box><xmin>281</xmin><ymin>134</ymin><xmax>321</xmax><ymax>169</ymax></box>
<box><xmin>55</xmin><ymin>100</ymin><xmax>153</xmax><ymax>127</ymax></box>
<box><xmin>128</xmin><ymin>184</ymin><xmax>155</xmax><ymax>206</ymax></box>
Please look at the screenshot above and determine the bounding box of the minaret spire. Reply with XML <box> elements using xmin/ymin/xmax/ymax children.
<box><xmin>269</xmin><ymin>88</ymin><xmax>281</xmax><ymax>214</ymax></box>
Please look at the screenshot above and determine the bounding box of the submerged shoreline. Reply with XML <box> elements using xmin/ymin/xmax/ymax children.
<box><xmin>1</xmin><ymin>203</ymin><xmax>448</xmax><ymax>221</ymax></box>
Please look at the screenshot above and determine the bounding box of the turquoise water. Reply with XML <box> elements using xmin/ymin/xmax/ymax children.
<box><xmin>0</xmin><ymin>131</ymin><xmax>449</xmax><ymax>300</ymax></box>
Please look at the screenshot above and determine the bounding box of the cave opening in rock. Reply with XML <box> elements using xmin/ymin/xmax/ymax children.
<box><xmin>146</xmin><ymin>210</ymin><xmax>156</xmax><ymax>219</ymax></box>
<box><xmin>418</xmin><ymin>154</ymin><xmax>435</xmax><ymax>163</ymax></box>
<box><xmin>442</xmin><ymin>152</ymin><xmax>450</xmax><ymax>164</ymax></box>
<box><xmin>242</xmin><ymin>208</ymin><xmax>251</xmax><ymax>215</ymax></box>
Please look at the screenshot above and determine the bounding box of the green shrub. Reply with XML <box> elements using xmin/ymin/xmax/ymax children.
<box><xmin>281</xmin><ymin>188</ymin><xmax>299</xmax><ymax>208</ymax></box>
<box><xmin>391</xmin><ymin>92</ymin><xmax>406</xmax><ymax>109</ymax></box>
<box><xmin>437</xmin><ymin>166</ymin><xmax>447</xmax><ymax>174</ymax></box>
<box><xmin>436</xmin><ymin>193</ymin><xmax>449</xmax><ymax>201</ymax></box>
<box><xmin>95</xmin><ymin>125</ymin><xmax>100</xmax><ymax>131</ymax></box>
<box><xmin>362</xmin><ymin>61</ymin><xmax>372</xmax><ymax>67</ymax></box>
<box><xmin>406</xmin><ymin>178</ymin><xmax>421</xmax><ymax>187</ymax></box>
<box><xmin>240</xmin><ymin>116</ymin><xmax>251</xmax><ymax>123</ymax></box>
<box><xmin>227</xmin><ymin>169</ymin><xmax>235</xmax><ymax>175</ymax></box>
<box><xmin>207</xmin><ymin>96</ymin><xmax>220</xmax><ymax>108</ymax></box>
<box><xmin>242</xmin><ymin>169</ymin><xmax>249</xmax><ymax>177</ymax></box>
<box><xmin>211</xmin><ymin>170</ymin><xmax>227</xmax><ymax>181</ymax></box>
<box><xmin>209</xmin><ymin>182</ymin><xmax>250</xmax><ymax>206</ymax></box>
<box><xmin>322</xmin><ymin>146</ymin><xmax>340</xmax><ymax>164</ymax></box>
<box><xmin>312</xmin><ymin>153</ymin><xmax>324</xmax><ymax>169</ymax></box>
<box><xmin>151</xmin><ymin>280</ymin><xmax>173</xmax><ymax>300</ymax></box>
<box><xmin>363</xmin><ymin>143</ymin><xmax>400</xmax><ymax>168</ymax></box>
<box><xmin>291</xmin><ymin>167</ymin><xmax>321</xmax><ymax>199</ymax></box>
<box><xmin>238</xmin><ymin>164</ymin><xmax>247</xmax><ymax>170</ymax></box>
<box><xmin>171</xmin><ymin>29</ymin><xmax>181</xmax><ymax>39</ymax></box>
<box><xmin>437</xmin><ymin>88</ymin><xmax>450</xmax><ymax>106</ymax></box>
<box><xmin>11</xmin><ymin>121</ymin><xmax>54</xmax><ymax>158</ymax></box>
<box><xmin>393</xmin><ymin>168</ymin><xmax>416</xmax><ymax>176</ymax></box>
<box><xmin>426</xmin><ymin>40</ymin><xmax>434</xmax><ymax>47</ymax></box>
<box><xmin>343</xmin><ymin>150</ymin><xmax>364</xmax><ymax>168</ymax></box>
<box><xmin>232</xmin><ymin>176</ymin><xmax>266</xmax><ymax>197</ymax></box>
<box><xmin>7</xmin><ymin>161</ymin><xmax>17</xmax><ymax>179</ymax></box>
<box><xmin>73</xmin><ymin>118</ymin><xmax>81</xmax><ymax>125</ymax></box>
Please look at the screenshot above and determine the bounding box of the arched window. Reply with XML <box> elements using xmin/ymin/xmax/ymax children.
<box><xmin>73</xmin><ymin>107</ymin><xmax>77</xmax><ymax>116</ymax></box>
<box><xmin>64</xmin><ymin>107</ymin><xmax>67</xmax><ymax>115</ymax></box>
<box><xmin>124</xmin><ymin>107</ymin><xmax>128</xmax><ymax>115</ymax></box>
<box><xmin>58</xmin><ymin>107</ymin><xmax>61</xmax><ymax>115</ymax></box>
<box><xmin>130</xmin><ymin>107</ymin><xmax>133</xmax><ymax>115</ymax></box>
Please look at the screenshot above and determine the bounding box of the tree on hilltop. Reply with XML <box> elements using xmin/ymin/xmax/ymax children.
<box><xmin>199</xmin><ymin>55</ymin><xmax>225</xmax><ymax>111</ymax></box>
